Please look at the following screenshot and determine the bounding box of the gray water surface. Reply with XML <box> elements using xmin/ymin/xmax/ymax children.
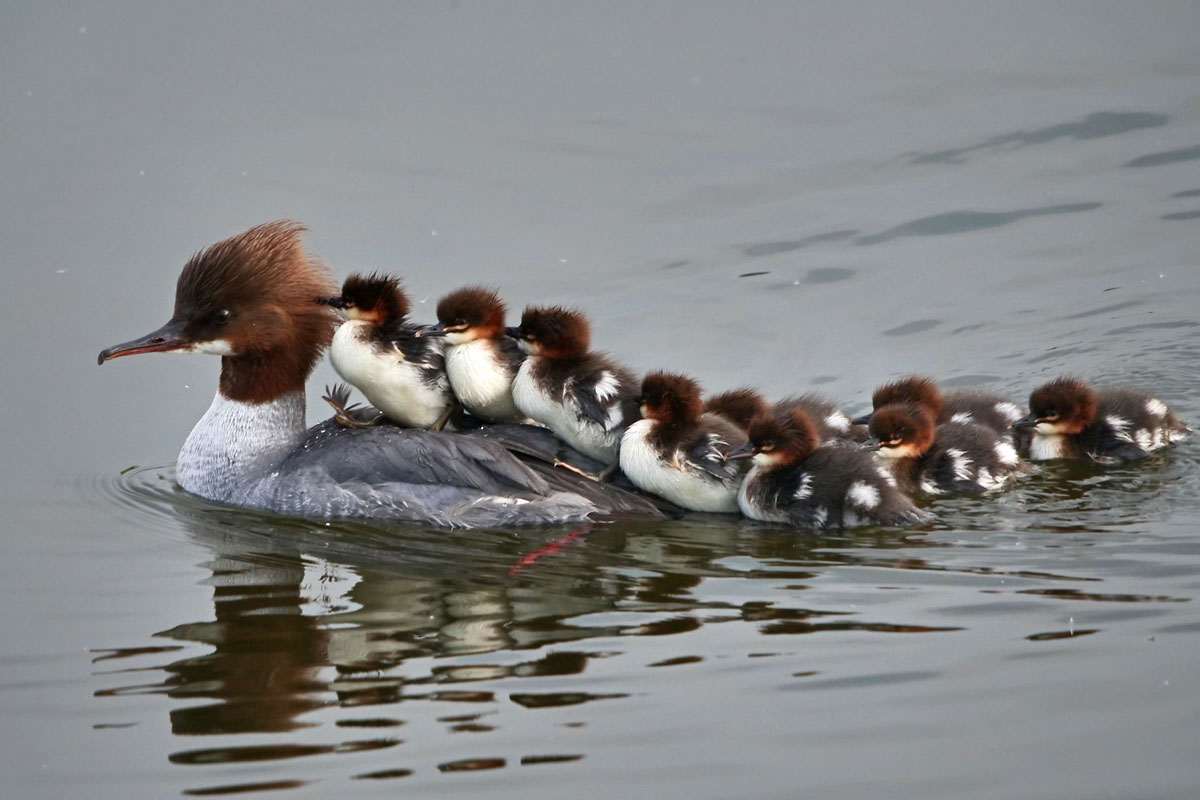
<box><xmin>4</xmin><ymin>3</ymin><xmax>1200</xmax><ymax>798</ymax></box>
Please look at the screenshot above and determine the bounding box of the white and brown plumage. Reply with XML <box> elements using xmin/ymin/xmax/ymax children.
<box><xmin>730</xmin><ymin>408</ymin><xmax>929</xmax><ymax>529</ymax></box>
<box><xmin>854</xmin><ymin>375</ymin><xmax>1024</xmax><ymax>439</ymax></box>
<box><xmin>620</xmin><ymin>372</ymin><xmax>748</xmax><ymax>513</ymax></box>
<box><xmin>322</xmin><ymin>273</ymin><xmax>455</xmax><ymax>431</ymax></box>
<box><xmin>1016</xmin><ymin>377</ymin><xmax>1189</xmax><ymax>462</ymax></box>
<box><xmin>508</xmin><ymin>306</ymin><xmax>640</xmax><ymax>468</ymax></box>
<box><xmin>421</xmin><ymin>286</ymin><xmax>526</xmax><ymax>423</ymax></box>
<box><xmin>868</xmin><ymin>403</ymin><xmax>1021</xmax><ymax>496</ymax></box>
<box><xmin>97</xmin><ymin>221</ymin><xmax>663</xmax><ymax>527</ymax></box>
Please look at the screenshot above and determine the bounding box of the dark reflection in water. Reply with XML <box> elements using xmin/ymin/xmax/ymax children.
<box><xmin>856</xmin><ymin>203</ymin><xmax>1102</xmax><ymax>245</ymax></box>
<box><xmin>1162</xmin><ymin>210</ymin><xmax>1200</xmax><ymax>221</ymax></box>
<box><xmin>88</xmin><ymin>433</ymin><xmax>1200</xmax><ymax>793</ymax></box>
<box><xmin>909</xmin><ymin>111</ymin><xmax>1169</xmax><ymax>165</ymax></box>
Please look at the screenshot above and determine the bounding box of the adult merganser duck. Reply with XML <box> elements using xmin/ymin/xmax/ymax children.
<box><xmin>619</xmin><ymin>371</ymin><xmax>748</xmax><ymax>512</ymax></box>
<box><xmin>866</xmin><ymin>403</ymin><xmax>1021</xmax><ymax>495</ymax></box>
<box><xmin>705</xmin><ymin>387</ymin><xmax>856</xmax><ymax>443</ymax></box>
<box><xmin>852</xmin><ymin>375</ymin><xmax>1023</xmax><ymax>437</ymax></box>
<box><xmin>508</xmin><ymin>305</ymin><xmax>640</xmax><ymax>474</ymax></box>
<box><xmin>418</xmin><ymin>286</ymin><xmax>526</xmax><ymax>423</ymax></box>
<box><xmin>729</xmin><ymin>408</ymin><xmax>929</xmax><ymax>529</ymax></box>
<box><xmin>320</xmin><ymin>272</ymin><xmax>456</xmax><ymax>430</ymax></box>
<box><xmin>96</xmin><ymin>221</ymin><xmax>661</xmax><ymax>527</ymax></box>
<box><xmin>1016</xmin><ymin>377</ymin><xmax>1190</xmax><ymax>462</ymax></box>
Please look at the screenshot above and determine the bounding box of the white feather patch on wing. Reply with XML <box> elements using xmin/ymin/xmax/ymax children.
<box><xmin>994</xmin><ymin>401</ymin><xmax>1023</xmax><ymax>424</ymax></box>
<box><xmin>824</xmin><ymin>411</ymin><xmax>850</xmax><ymax>433</ymax></box>
<box><xmin>793</xmin><ymin>473</ymin><xmax>813</xmax><ymax>501</ymax></box>
<box><xmin>593</xmin><ymin>371</ymin><xmax>620</xmax><ymax>402</ymax></box>
<box><xmin>1146</xmin><ymin>398</ymin><xmax>1168</xmax><ymax>418</ymax></box>
<box><xmin>950</xmin><ymin>411</ymin><xmax>974</xmax><ymax>424</ymax></box>
<box><xmin>920</xmin><ymin>478</ymin><xmax>945</xmax><ymax>495</ymax></box>
<box><xmin>876</xmin><ymin>465</ymin><xmax>898</xmax><ymax>487</ymax></box>
<box><xmin>1106</xmin><ymin>414</ymin><xmax>1133</xmax><ymax>442</ymax></box>
<box><xmin>993</xmin><ymin>441</ymin><xmax>1019</xmax><ymax>466</ymax></box>
<box><xmin>811</xmin><ymin>506</ymin><xmax>828</xmax><ymax>528</ymax></box>
<box><xmin>847</xmin><ymin>480</ymin><xmax>880</xmax><ymax>510</ymax></box>
<box><xmin>946</xmin><ymin>448</ymin><xmax>973</xmax><ymax>481</ymax></box>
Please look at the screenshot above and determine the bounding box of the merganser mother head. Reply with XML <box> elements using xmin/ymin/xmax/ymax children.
<box><xmin>97</xmin><ymin>220</ymin><xmax>338</xmax><ymax>403</ymax></box>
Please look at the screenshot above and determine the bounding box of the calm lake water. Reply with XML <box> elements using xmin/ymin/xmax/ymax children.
<box><xmin>4</xmin><ymin>3</ymin><xmax>1200</xmax><ymax>798</ymax></box>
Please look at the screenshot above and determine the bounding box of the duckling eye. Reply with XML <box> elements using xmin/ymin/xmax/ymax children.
<box><xmin>759</xmin><ymin>442</ymin><xmax>776</xmax><ymax>452</ymax></box>
<box><xmin>1042</xmin><ymin>410</ymin><xmax>1059</xmax><ymax>421</ymax></box>
<box><xmin>214</xmin><ymin>308</ymin><xmax>232</xmax><ymax>325</ymax></box>
<box><xmin>455</xmin><ymin>318</ymin><xmax>467</xmax><ymax>326</ymax></box>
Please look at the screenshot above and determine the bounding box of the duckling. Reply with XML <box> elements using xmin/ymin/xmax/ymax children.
<box><xmin>320</xmin><ymin>273</ymin><xmax>455</xmax><ymax>430</ymax></box>
<box><xmin>729</xmin><ymin>408</ymin><xmax>929</xmax><ymax>529</ymax></box>
<box><xmin>705</xmin><ymin>387</ymin><xmax>856</xmax><ymax>442</ymax></box>
<box><xmin>853</xmin><ymin>375</ymin><xmax>1023</xmax><ymax>438</ymax></box>
<box><xmin>508</xmin><ymin>306</ymin><xmax>639</xmax><ymax>474</ymax></box>
<box><xmin>867</xmin><ymin>403</ymin><xmax>1021</xmax><ymax>495</ymax></box>
<box><xmin>620</xmin><ymin>372</ymin><xmax>748</xmax><ymax>512</ymax></box>
<box><xmin>1016</xmin><ymin>377</ymin><xmax>1190</xmax><ymax>462</ymax></box>
<box><xmin>420</xmin><ymin>286</ymin><xmax>526</xmax><ymax>423</ymax></box>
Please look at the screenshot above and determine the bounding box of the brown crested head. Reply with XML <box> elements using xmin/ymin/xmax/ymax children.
<box><xmin>1027</xmin><ymin>377</ymin><xmax>1098</xmax><ymax>435</ymax></box>
<box><xmin>745</xmin><ymin>408</ymin><xmax>820</xmax><ymax>467</ymax></box>
<box><xmin>872</xmin><ymin>375</ymin><xmax>944</xmax><ymax>418</ymax></box>
<box><xmin>99</xmin><ymin>220</ymin><xmax>339</xmax><ymax>403</ymax></box>
<box><xmin>704</xmin><ymin>387</ymin><xmax>769</xmax><ymax>431</ymax></box>
<box><xmin>869</xmin><ymin>403</ymin><xmax>936</xmax><ymax>459</ymax></box>
<box><xmin>435</xmin><ymin>286</ymin><xmax>506</xmax><ymax>340</ymax></box>
<box><xmin>335</xmin><ymin>272</ymin><xmax>410</xmax><ymax>325</ymax></box>
<box><xmin>511</xmin><ymin>305</ymin><xmax>590</xmax><ymax>359</ymax></box>
<box><xmin>640</xmin><ymin>371</ymin><xmax>704</xmax><ymax>425</ymax></box>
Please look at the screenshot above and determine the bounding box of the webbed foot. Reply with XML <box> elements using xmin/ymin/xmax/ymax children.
<box><xmin>322</xmin><ymin>383</ymin><xmax>384</xmax><ymax>429</ymax></box>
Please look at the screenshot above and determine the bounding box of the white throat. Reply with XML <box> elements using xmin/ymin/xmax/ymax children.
<box><xmin>176</xmin><ymin>390</ymin><xmax>308</xmax><ymax>503</ymax></box>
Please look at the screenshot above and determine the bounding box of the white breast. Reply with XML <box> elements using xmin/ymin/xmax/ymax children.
<box><xmin>513</xmin><ymin>360</ymin><xmax>622</xmax><ymax>464</ymax></box>
<box><xmin>620</xmin><ymin>421</ymin><xmax>739</xmax><ymax>513</ymax></box>
<box><xmin>177</xmin><ymin>390</ymin><xmax>307</xmax><ymax>503</ymax></box>
<box><xmin>330</xmin><ymin>321</ymin><xmax>449</xmax><ymax>429</ymax></box>
<box><xmin>445</xmin><ymin>340</ymin><xmax>523</xmax><ymax>423</ymax></box>
<box><xmin>736</xmin><ymin>465</ymin><xmax>790</xmax><ymax>523</ymax></box>
<box><xmin>1028</xmin><ymin>432</ymin><xmax>1066</xmax><ymax>461</ymax></box>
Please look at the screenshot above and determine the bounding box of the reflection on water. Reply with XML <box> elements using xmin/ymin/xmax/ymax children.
<box><xmin>85</xmin><ymin>438</ymin><xmax>1200</xmax><ymax>793</ymax></box>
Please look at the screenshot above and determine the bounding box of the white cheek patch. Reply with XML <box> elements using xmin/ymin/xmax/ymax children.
<box><xmin>875</xmin><ymin>445</ymin><xmax>906</xmax><ymax>460</ymax></box>
<box><xmin>1034</xmin><ymin>421</ymin><xmax>1064</xmax><ymax>435</ymax></box>
<box><xmin>517</xmin><ymin>340</ymin><xmax>535</xmax><ymax>355</ymax></box>
<box><xmin>752</xmin><ymin>452</ymin><xmax>783</xmax><ymax>467</ymax></box>
<box><xmin>186</xmin><ymin>339</ymin><xmax>235</xmax><ymax>356</ymax></box>
<box><xmin>1146</xmin><ymin>398</ymin><xmax>1168</xmax><ymax>418</ymax></box>
<box><xmin>444</xmin><ymin>331</ymin><xmax>471</xmax><ymax>346</ymax></box>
